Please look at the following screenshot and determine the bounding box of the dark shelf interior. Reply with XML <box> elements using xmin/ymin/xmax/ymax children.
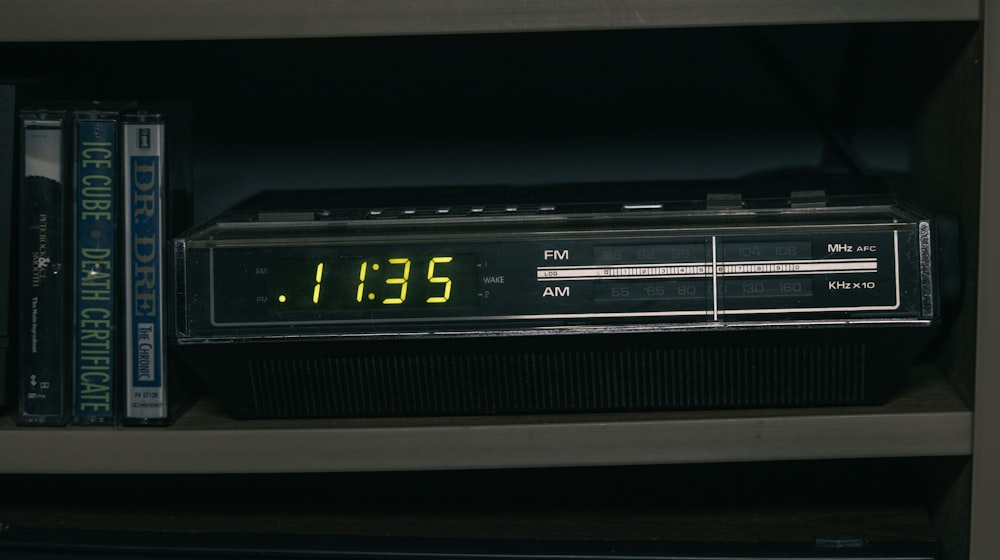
<box><xmin>0</xmin><ymin>17</ymin><xmax>985</xmax><ymax>560</ymax></box>
<box><xmin>0</xmin><ymin>457</ymin><xmax>963</xmax><ymax>543</ymax></box>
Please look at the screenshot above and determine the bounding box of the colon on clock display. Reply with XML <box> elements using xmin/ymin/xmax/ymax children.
<box><xmin>268</xmin><ymin>254</ymin><xmax>479</xmax><ymax>311</ymax></box>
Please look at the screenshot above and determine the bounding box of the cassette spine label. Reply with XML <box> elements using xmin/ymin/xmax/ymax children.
<box><xmin>124</xmin><ymin>119</ymin><xmax>168</xmax><ymax>421</ymax></box>
<box><xmin>73</xmin><ymin>113</ymin><xmax>118</xmax><ymax>425</ymax></box>
<box><xmin>0</xmin><ymin>86</ymin><xmax>13</xmax><ymax>409</ymax></box>
<box><xmin>17</xmin><ymin>111</ymin><xmax>71</xmax><ymax>426</ymax></box>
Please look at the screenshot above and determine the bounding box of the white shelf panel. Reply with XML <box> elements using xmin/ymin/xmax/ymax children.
<box><xmin>0</xmin><ymin>0</ymin><xmax>979</xmax><ymax>42</ymax></box>
<box><xmin>0</xmin><ymin>408</ymin><xmax>971</xmax><ymax>474</ymax></box>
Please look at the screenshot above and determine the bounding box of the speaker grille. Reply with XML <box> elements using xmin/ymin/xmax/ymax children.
<box><xmin>245</xmin><ymin>345</ymin><xmax>866</xmax><ymax>418</ymax></box>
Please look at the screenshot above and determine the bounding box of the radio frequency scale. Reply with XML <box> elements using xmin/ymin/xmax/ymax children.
<box><xmin>172</xmin><ymin>181</ymin><xmax>955</xmax><ymax>418</ymax></box>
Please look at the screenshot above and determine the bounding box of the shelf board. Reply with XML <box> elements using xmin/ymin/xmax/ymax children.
<box><xmin>0</xmin><ymin>366</ymin><xmax>971</xmax><ymax>474</ymax></box>
<box><xmin>0</xmin><ymin>506</ymin><xmax>939</xmax><ymax>545</ymax></box>
<box><xmin>0</xmin><ymin>0</ymin><xmax>979</xmax><ymax>42</ymax></box>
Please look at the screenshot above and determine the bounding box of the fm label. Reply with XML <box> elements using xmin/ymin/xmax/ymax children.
<box><xmin>544</xmin><ymin>249</ymin><xmax>569</xmax><ymax>260</ymax></box>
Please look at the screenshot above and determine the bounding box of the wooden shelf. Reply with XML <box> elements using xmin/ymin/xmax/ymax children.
<box><xmin>0</xmin><ymin>366</ymin><xmax>971</xmax><ymax>474</ymax></box>
<box><xmin>0</xmin><ymin>0</ymin><xmax>979</xmax><ymax>42</ymax></box>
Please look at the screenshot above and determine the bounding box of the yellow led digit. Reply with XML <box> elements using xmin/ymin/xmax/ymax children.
<box><xmin>312</xmin><ymin>263</ymin><xmax>324</xmax><ymax>304</ymax></box>
<box><xmin>426</xmin><ymin>256</ymin><xmax>453</xmax><ymax>303</ymax></box>
<box><xmin>356</xmin><ymin>261</ymin><xmax>368</xmax><ymax>303</ymax></box>
<box><xmin>383</xmin><ymin>258</ymin><xmax>410</xmax><ymax>304</ymax></box>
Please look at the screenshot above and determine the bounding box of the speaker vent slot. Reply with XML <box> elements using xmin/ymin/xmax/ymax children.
<box><xmin>246</xmin><ymin>345</ymin><xmax>866</xmax><ymax>418</ymax></box>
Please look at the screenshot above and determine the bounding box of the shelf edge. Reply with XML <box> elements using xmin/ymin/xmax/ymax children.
<box><xmin>0</xmin><ymin>410</ymin><xmax>972</xmax><ymax>474</ymax></box>
<box><xmin>0</xmin><ymin>0</ymin><xmax>980</xmax><ymax>42</ymax></box>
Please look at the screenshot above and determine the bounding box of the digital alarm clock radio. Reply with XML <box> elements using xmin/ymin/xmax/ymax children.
<box><xmin>172</xmin><ymin>180</ymin><xmax>954</xmax><ymax>418</ymax></box>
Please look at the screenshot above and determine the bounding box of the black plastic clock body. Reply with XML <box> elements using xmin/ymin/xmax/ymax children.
<box><xmin>172</xmin><ymin>180</ymin><xmax>953</xmax><ymax>419</ymax></box>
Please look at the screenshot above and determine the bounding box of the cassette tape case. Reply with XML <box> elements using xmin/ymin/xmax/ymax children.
<box><xmin>17</xmin><ymin>108</ymin><xmax>72</xmax><ymax>426</ymax></box>
<box><xmin>123</xmin><ymin>105</ymin><xmax>193</xmax><ymax>426</ymax></box>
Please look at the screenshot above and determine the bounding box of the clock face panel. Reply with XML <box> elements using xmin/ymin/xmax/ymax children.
<box><xmin>179</xmin><ymin>222</ymin><xmax>927</xmax><ymax>337</ymax></box>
